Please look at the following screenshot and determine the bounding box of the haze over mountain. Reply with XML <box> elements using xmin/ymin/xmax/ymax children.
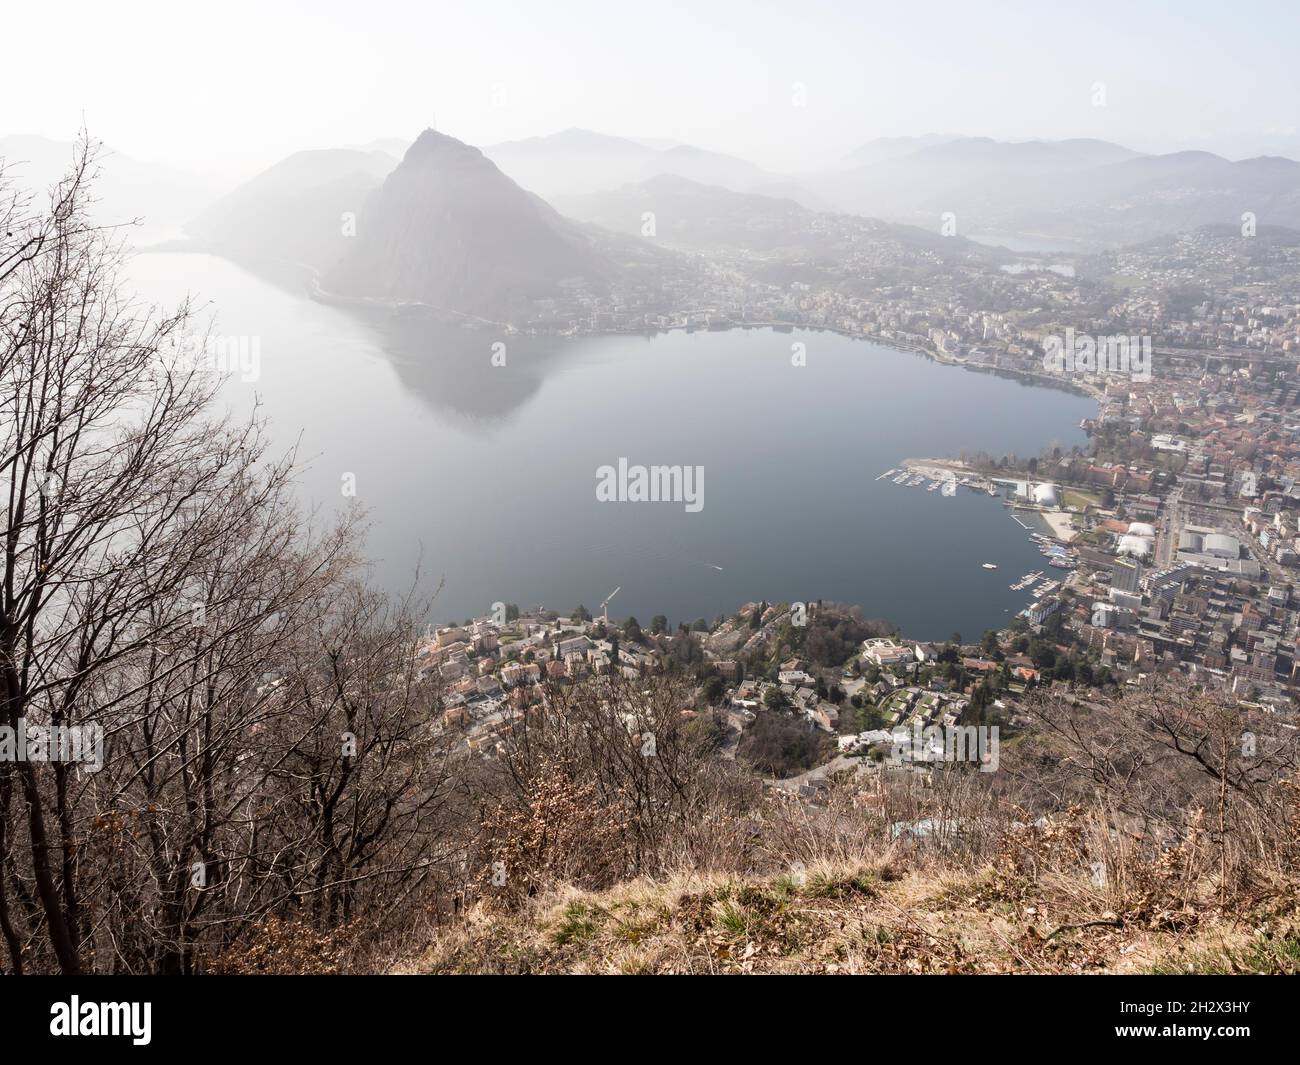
<box><xmin>837</xmin><ymin>134</ymin><xmax>960</xmax><ymax>169</ymax></box>
<box><xmin>178</xmin><ymin>122</ymin><xmax>1300</xmax><ymax>313</ymax></box>
<box><xmin>346</xmin><ymin>137</ymin><xmax>414</xmax><ymax>159</ymax></box>
<box><xmin>482</xmin><ymin>127</ymin><xmax>827</xmax><ymax>210</ymax></box>
<box><xmin>553</xmin><ymin>173</ymin><xmax>1011</xmax><ymax>280</ymax></box>
<box><xmin>997</xmin><ymin>151</ymin><xmax>1300</xmax><ymax>246</ymax></box>
<box><xmin>0</xmin><ymin>134</ymin><xmax>222</xmax><ymax>239</ymax></box>
<box><xmin>814</xmin><ymin>137</ymin><xmax>1146</xmax><ymax>216</ymax></box>
<box><xmin>553</xmin><ymin>174</ymin><xmax>816</xmax><ymax>252</ymax></box>
<box><xmin>812</xmin><ymin>136</ymin><xmax>1300</xmax><ymax>247</ymax></box>
<box><xmin>479</xmin><ymin>128</ymin><xmax>1300</xmax><ymax>250</ymax></box>
<box><xmin>323</xmin><ymin>129</ymin><xmax>609</xmax><ymax>320</ymax></box>
<box><xmin>186</xmin><ymin>147</ymin><xmax>400</xmax><ymax>269</ymax></box>
<box><xmin>481</xmin><ymin>128</ymin><xmax>650</xmax><ymax>195</ymax></box>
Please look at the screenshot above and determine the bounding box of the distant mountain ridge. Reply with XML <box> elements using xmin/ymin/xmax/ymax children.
<box><xmin>553</xmin><ymin>173</ymin><xmax>1010</xmax><ymax>271</ymax></box>
<box><xmin>553</xmin><ymin>174</ymin><xmax>814</xmax><ymax>252</ymax></box>
<box><xmin>811</xmin><ymin>136</ymin><xmax>1300</xmax><ymax>246</ymax></box>
<box><xmin>482</xmin><ymin>127</ymin><xmax>828</xmax><ymax>210</ymax></box>
<box><xmin>484</xmin><ymin>129</ymin><xmax>1300</xmax><ymax>248</ymax></box>
<box><xmin>838</xmin><ymin>133</ymin><xmax>960</xmax><ymax>168</ymax></box>
<box><xmin>1</xmin><ymin>134</ymin><xmax>223</xmax><ymax>239</ymax></box>
<box><xmin>179</xmin><ymin>125</ymin><xmax>1300</xmax><ymax>320</ymax></box>
<box><xmin>186</xmin><ymin>147</ymin><xmax>399</xmax><ymax>268</ymax></box>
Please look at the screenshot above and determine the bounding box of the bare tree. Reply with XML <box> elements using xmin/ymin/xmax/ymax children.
<box><xmin>1</xmin><ymin>138</ymin><xmax>465</xmax><ymax>974</ymax></box>
<box><xmin>1009</xmin><ymin>678</ymin><xmax>1300</xmax><ymax>891</ymax></box>
<box><xmin>476</xmin><ymin>673</ymin><xmax>754</xmax><ymax>901</ymax></box>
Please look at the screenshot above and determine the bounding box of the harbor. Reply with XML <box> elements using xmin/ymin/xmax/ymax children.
<box><xmin>878</xmin><ymin>459</ymin><xmax>1082</xmax><ymax>606</ymax></box>
<box><xmin>879</xmin><ymin>460</ymin><xmax>998</xmax><ymax>497</ymax></box>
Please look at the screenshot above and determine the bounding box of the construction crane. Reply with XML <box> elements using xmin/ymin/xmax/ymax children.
<box><xmin>600</xmin><ymin>586</ymin><xmax>621</xmax><ymax>624</ymax></box>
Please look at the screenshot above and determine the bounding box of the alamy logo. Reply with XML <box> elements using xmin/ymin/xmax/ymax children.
<box><xmin>0</xmin><ymin>718</ymin><xmax>103</xmax><ymax>772</ymax></box>
<box><xmin>50</xmin><ymin>997</ymin><xmax>151</xmax><ymax>1045</ymax></box>
<box><xmin>159</xmin><ymin>333</ymin><xmax>261</xmax><ymax>383</ymax></box>
<box><xmin>1042</xmin><ymin>328</ymin><xmax>1151</xmax><ymax>382</ymax></box>
<box><xmin>596</xmin><ymin>459</ymin><xmax>704</xmax><ymax>512</ymax></box>
<box><xmin>888</xmin><ymin>723</ymin><xmax>1000</xmax><ymax>772</ymax></box>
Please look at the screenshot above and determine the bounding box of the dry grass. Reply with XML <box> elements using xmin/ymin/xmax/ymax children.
<box><xmin>394</xmin><ymin>680</ymin><xmax>1300</xmax><ymax>976</ymax></box>
<box><xmin>397</xmin><ymin>844</ymin><xmax>1300</xmax><ymax>974</ymax></box>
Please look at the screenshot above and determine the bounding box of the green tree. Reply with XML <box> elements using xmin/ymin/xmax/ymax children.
<box><xmin>702</xmin><ymin>674</ymin><xmax>727</xmax><ymax>705</ymax></box>
<box><xmin>764</xmin><ymin>686</ymin><xmax>789</xmax><ymax>710</ymax></box>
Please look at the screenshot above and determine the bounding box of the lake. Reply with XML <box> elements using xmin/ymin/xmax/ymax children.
<box><xmin>126</xmin><ymin>253</ymin><xmax>1094</xmax><ymax>641</ymax></box>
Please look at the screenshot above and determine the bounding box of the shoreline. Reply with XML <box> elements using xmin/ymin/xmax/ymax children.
<box><xmin>140</xmin><ymin>240</ymin><xmax>1107</xmax><ymax>410</ymax></box>
<box><xmin>145</xmin><ymin>242</ymin><xmax>1097</xmax><ymax>641</ymax></box>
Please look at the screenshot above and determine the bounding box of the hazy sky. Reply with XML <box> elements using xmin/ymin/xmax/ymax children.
<box><xmin>6</xmin><ymin>0</ymin><xmax>1298</xmax><ymax>174</ymax></box>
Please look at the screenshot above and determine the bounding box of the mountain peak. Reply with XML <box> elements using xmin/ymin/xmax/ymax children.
<box><xmin>324</xmin><ymin>127</ymin><xmax>608</xmax><ymax>319</ymax></box>
<box><xmin>404</xmin><ymin>128</ymin><xmax>485</xmax><ymax>165</ymax></box>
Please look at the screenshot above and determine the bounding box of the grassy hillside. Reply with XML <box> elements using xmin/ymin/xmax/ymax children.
<box><xmin>401</xmin><ymin>804</ymin><xmax>1300</xmax><ymax>975</ymax></box>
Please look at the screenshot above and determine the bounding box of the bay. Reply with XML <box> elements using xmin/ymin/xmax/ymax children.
<box><xmin>127</xmin><ymin>252</ymin><xmax>1094</xmax><ymax>641</ymax></box>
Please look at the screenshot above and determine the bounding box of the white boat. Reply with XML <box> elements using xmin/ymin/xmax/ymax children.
<box><xmin>982</xmin><ymin>563</ymin><xmax>998</xmax><ymax>570</ymax></box>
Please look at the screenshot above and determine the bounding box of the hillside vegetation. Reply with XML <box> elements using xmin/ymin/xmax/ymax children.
<box><xmin>401</xmin><ymin>800</ymin><xmax>1300</xmax><ymax>975</ymax></box>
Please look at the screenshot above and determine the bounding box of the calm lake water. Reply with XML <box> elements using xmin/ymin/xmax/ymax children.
<box><xmin>127</xmin><ymin>253</ymin><xmax>1094</xmax><ymax>641</ymax></box>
